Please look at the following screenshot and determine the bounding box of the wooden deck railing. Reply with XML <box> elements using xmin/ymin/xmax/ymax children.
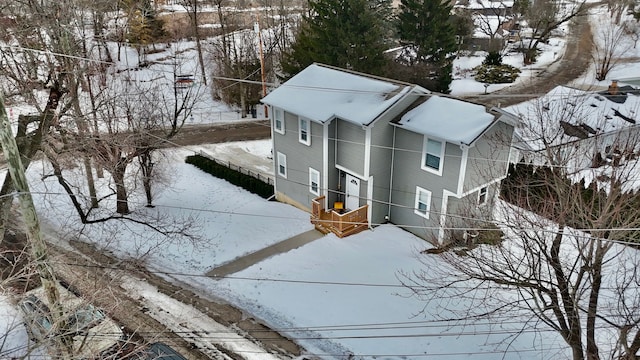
<box><xmin>311</xmin><ymin>196</ymin><xmax>368</xmax><ymax>238</ymax></box>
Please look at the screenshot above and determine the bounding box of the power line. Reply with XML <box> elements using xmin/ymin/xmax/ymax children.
<box><xmin>0</xmin><ymin>44</ymin><xmax>626</xmax><ymax>100</ymax></box>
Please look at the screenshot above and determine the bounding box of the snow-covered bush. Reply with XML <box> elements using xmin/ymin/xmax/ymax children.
<box><xmin>473</xmin><ymin>64</ymin><xmax>521</xmax><ymax>83</ymax></box>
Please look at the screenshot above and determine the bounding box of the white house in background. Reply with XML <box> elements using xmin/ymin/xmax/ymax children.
<box><xmin>261</xmin><ymin>63</ymin><xmax>519</xmax><ymax>244</ymax></box>
<box><xmin>507</xmin><ymin>81</ymin><xmax>640</xmax><ymax>169</ymax></box>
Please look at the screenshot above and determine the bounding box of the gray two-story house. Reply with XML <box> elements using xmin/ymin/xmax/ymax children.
<box><xmin>262</xmin><ymin>63</ymin><xmax>518</xmax><ymax>244</ymax></box>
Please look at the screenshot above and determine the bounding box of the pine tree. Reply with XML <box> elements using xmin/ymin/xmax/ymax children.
<box><xmin>396</xmin><ymin>0</ymin><xmax>458</xmax><ymax>93</ymax></box>
<box><xmin>281</xmin><ymin>0</ymin><xmax>390</xmax><ymax>78</ymax></box>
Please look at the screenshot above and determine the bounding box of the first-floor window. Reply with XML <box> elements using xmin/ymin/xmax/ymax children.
<box><xmin>277</xmin><ymin>152</ymin><xmax>287</xmax><ymax>178</ymax></box>
<box><xmin>478</xmin><ymin>186</ymin><xmax>488</xmax><ymax>205</ymax></box>
<box><xmin>309</xmin><ymin>168</ymin><xmax>320</xmax><ymax>196</ymax></box>
<box><xmin>414</xmin><ymin>186</ymin><xmax>431</xmax><ymax>219</ymax></box>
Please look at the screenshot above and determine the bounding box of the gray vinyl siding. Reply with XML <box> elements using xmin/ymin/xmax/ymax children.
<box><xmin>326</xmin><ymin>121</ymin><xmax>341</xmax><ymax>206</ymax></box>
<box><xmin>367</xmin><ymin>91</ymin><xmax>426</xmax><ymax>225</ymax></box>
<box><xmin>335</xmin><ymin>120</ymin><xmax>365</xmax><ymax>176</ymax></box>
<box><xmin>463</xmin><ymin>121</ymin><xmax>514</xmax><ymax>192</ymax></box>
<box><xmin>368</xmin><ymin>119</ymin><xmax>395</xmax><ymax>225</ymax></box>
<box><xmin>443</xmin><ymin>184</ymin><xmax>496</xmax><ymax>242</ymax></box>
<box><xmin>389</xmin><ymin>128</ymin><xmax>464</xmax><ymax>242</ymax></box>
<box><xmin>273</xmin><ymin>110</ymin><xmax>324</xmax><ymax>211</ymax></box>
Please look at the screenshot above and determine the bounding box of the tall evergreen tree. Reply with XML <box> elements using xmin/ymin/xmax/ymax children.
<box><xmin>281</xmin><ymin>0</ymin><xmax>390</xmax><ymax>78</ymax></box>
<box><xmin>396</xmin><ymin>0</ymin><xmax>458</xmax><ymax>93</ymax></box>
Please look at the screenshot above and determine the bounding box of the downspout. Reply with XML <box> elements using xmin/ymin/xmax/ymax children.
<box><xmin>268</xmin><ymin>105</ymin><xmax>278</xmax><ymax>196</ymax></box>
<box><xmin>323</xmin><ymin>120</ymin><xmax>330</xmax><ymax>209</ymax></box>
<box><xmin>335</xmin><ymin>120</ymin><xmax>341</xmax><ymax>201</ymax></box>
<box><xmin>440</xmin><ymin>190</ymin><xmax>456</xmax><ymax>244</ymax></box>
<box><xmin>387</xmin><ymin>126</ymin><xmax>396</xmax><ymax>221</ymax></box>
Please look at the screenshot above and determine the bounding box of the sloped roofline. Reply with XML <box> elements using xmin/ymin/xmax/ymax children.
<box><xmin>261</xmin><ymin>63</ymin><xmax>426</xmax><ymax>126</ymax></box>
<box><xmin>311</xmin><ymin>63</ymin><xmax>416</xmax><ymax>88</ymax></box>
<box><xmin>390</xmin><ymin>94</ymin><xmax>519</xmax><ymax>147</ymax></box>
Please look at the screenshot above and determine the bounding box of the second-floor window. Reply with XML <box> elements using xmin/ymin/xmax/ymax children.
<box><xmin>478</xmin><ymin>186</ymin><xmax>488</xmax><ymax>205</ymax></box>
<box><xmin>277</xmin><ymin>152</ymin><xmax>287</xmax><ymax>178</ymax></box>
<box><xmin>309</xmin><ymin>168</ymin><xmax>320</xmax><ymax>195</ymax></box>
<box><xmin>422</xmin><ymin>137</ymin><xmax>444</xmax><ymax>175</ymax></box>
<box><xmin>299</xmin><ymin>117</ymin><xmax>311</xmax><ymax>145</ymax></box>
<box><xmin>414</xmin><ymin>186</ymin><xmax>431</xmax><ymax>219</ymax></box>
<box><xmin>274</xmin><ymin>108</ymin><xmax>284</xmax><ymax>134</ymax></box>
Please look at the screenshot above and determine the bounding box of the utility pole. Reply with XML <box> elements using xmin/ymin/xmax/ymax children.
<box><xmin>255</xmin><ymin>14</ymin><xmax>268</xmax><ymax>118</ymax></box>
<box><xmin>0</xmin><ymin>92</ymin><xmax>70</xmax><ymax>358</ymax></box>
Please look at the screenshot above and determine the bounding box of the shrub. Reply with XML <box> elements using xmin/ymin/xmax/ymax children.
<box><xmin>483</xmin><ymin>51</ymin><xmax>503</xmax><ymax>66</ymax></box>
<box><xmin>473</xmin><ymin>64</ymin><xmax>521</xmax><ymax>84</ymax></box>
<box><xmin>185</xmin><ymin>155</ymin><xmax>274</xmax><ymax>199</ymax></box>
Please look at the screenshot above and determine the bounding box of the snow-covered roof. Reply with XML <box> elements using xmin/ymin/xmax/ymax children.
<box><xmin>261</xmin><ymin>63</ymin><xmax>416</xmax><ymax>126</ymax></box>
<box><xmin>506</xmin><ymin>85</ymin><xmax>640</xmax><ymax>151</ymax></box>
<box><xmin>393</xmin><ymin>95</ymin><xmax>499</xmax><ymax>145</ymax></box>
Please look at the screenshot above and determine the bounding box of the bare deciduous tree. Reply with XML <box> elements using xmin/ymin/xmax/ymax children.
<box><xmin>179</xmin><ymin>0</ymin><xmax>209</xmax><ymax>85</ymax></box>
<box><xmin>592</xmin><ymin>16</ymin><xmax>633</xmax><ymax>81</ymax></box>
<box><xmin>400</xmin><ymin>95</ymin><xmax>640</xmax><ymax>360</ymax></box>
<box><xmin>211</xmin><ymin>29</ymin><xmax>265</xmax><ymax>118</ymax></box>
<box><xmin>469</xmin><ymin>0</ymin><xmax>514</xmax><ymax>53</ymax></box>
<box><xmin>516</xmin><ymin>0</ymin><xmax>587</xmax><ymax>64</ymax></box>
<box><xmin>47</xmin><ymin>57</ymin><xmax>204</xmax><ymax>217</ymax></box>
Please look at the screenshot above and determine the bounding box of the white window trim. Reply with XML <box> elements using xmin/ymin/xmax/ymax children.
<box><xmin>478</xmin><ymin>186</ymin><xmax>488</xmax><ymax>206</ymax></box>
<box><xmin>299</xmin><ymin>117</ymin><xmax>311</xmax><ymax>146</ymax></box>
<box><xmin>414</xmin><ymin>186</ymin><xmax>432</xmax><ymax>219</ymax></box>
<box><xmin>277</xmin><ymin>152</ymin><xmax>287</xmax><ymax>178</ymax></box>
<box><xmin>273</xmin><ymin>108</ymin><xmax>284</xmax><ymax>135</ymax></box>
<box><xmin>309</xmin><ymin>168</ymin><xmax>320</xmax><ymax>196</ymax></box>
<box><xmin>421</xmin><ymin>137</ymin><xmax>445</xmax><ymax>176</ymax></box>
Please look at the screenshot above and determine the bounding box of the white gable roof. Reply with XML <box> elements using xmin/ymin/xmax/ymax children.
<box><xmin>262</xmin><ymin>64</ymin><xmax>415</xmax><ymax>126</ymax></box>
<box><xmin>506</xmin><ymin>85</ymin><xmax>640</xmax><ymax>151</ymax></box>
<box><xmin>394</xmin><ymin>95</ymin><xmax>497</xmax><ymax>145</ymax></box>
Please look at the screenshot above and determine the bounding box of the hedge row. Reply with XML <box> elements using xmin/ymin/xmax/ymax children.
<box><xmin>185</xmin><ymin>155</ymin><xmax>274</xmax><ymax>199</ymax></box>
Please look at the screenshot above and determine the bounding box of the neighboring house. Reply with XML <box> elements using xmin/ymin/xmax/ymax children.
<box><xmin>507</xmin><ymin>81</ymin><xmax>640</xmax><ymax>170</ymax></box>
<box><xmin>261</xmin><ymin>63</ymin><xmax>518</xmax><ymax>244</ymax></box>
<box><xmin>454</xmin><ymin>0</ymin><xmax>516</xmax><ymax>51</ymax></box>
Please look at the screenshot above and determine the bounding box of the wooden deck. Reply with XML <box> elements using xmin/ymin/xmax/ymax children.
<box><xmin>311</xmin><ymin>196</ymin><xmax>368</xmax><ymax>238</ymax></box>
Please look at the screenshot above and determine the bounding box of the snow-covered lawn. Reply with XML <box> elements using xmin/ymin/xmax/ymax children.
<box><xmin>4</xmin><ymin>3</ymin><xmax>640</xmax><ymax>358</ymax></box>
<box><xmin>0</xmin><ymin>140</ymin><xmax>564</xmax><ymax>359</ymax></box>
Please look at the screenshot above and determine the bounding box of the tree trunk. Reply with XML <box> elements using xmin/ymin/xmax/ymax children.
<box><xmin>240</xmin><ymin>84</ymin><xmax>247</xmax><ymax>118</ymax></box>
<box><xmin>0</xmin><ymin>93</ymin><xmax>72</xmax><ymax>359</ymax></box>
<box><xmin>114</xmin><ymin>160</ymin><xmax>130</xmax><ymax>214</ymax></box>
<box><xmin>85</xmin><ymin>73</ymin><xmax>105</xmax><ymax>179</ymax></box>
<box><xmin>0</xmin><ymin>85</ymin><xmax>62</xmax><ymax>242</ymax></box>
<box><xmin>70</xmin><ymin>80</ymin><xmax>99</xmax><ymax>209</ymax></box>
<box><xmin>139</xmin><ymin>150</ymin><xmax>154</xmax><ymax>207</ymax></box>
<box><xmin>84</xmin><ymin>157</ymin><xmax>99</xmax><ymax>209</ymax></box>
<box><xmin>550</xmin><ymin>230</ymin><xmax>585</xmax><ymax>360</ymax></box>
<box><xmin>524</xmin><ymin>47</ymin><xmax>537</xmax><ymax>65</ymax></box>
<box><xmin>191</xmin><ymin>0</ymin><xmax>208</xmax><ymax>86</ymax></box>
<box><xmin>586</xmin><ymin>243</ymin><xmax>604</xmax><ymax>360</ymax></box>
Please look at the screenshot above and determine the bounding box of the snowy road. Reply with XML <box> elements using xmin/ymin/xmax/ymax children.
<box><xmin>43</xmin><ymin>230</ymin><xmax>302</xmax><ymax>360</ymax></box>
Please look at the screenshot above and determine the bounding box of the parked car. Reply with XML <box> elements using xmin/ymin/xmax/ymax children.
<box><xmin>126</xmin><ymin>342</ymin><xmax>188</xmax><ymax>360</ymax></box>
<box><xmin>18</xmin><ymin>283</ymin><xmax>127</xmax><ymax>359</ymax></box>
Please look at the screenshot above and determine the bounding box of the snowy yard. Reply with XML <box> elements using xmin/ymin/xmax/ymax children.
<box><xmin>4</xmin><ymin>3</ymin><xmax>640</xmax><ymax>359</ymax></box>
<box><xmin>0</xmin><ymin>140</ymin><xmax>564</xmax><ymax>359</ymax></box>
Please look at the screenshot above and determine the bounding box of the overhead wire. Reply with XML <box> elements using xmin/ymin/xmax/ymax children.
<box><xmin>0</xmin><ymin>44</ymin><xmax>622</xmax><ymax>99</ymax></box>
<box><xmin>0</xmin><ymin>17</ymin><xmax>634</xmax><ymax>360</ymax></box>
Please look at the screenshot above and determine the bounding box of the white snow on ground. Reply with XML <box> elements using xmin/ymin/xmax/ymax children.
<box><xmin>0</xmin><ymin>296</ymin><xmax>38</xmax><ymax>359</ymax></box>
<box><xmin>3</xmin><ymin>3</ymin><xmax>640</xmax><ymax>359</ymax></box>
<box><xmin>119</xmin><ymin>275</ymin><xmax>282</xmax><ymax>360</ymax></box>
<box><xmin>569</xmin><ymin>6</ymin><xmax>640</xmax><ymax>87</ymax></box>
<box><xmin>1</xmin><ymin>140</ymin><xmax>565</xmax><ymax>359</ymax></box>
